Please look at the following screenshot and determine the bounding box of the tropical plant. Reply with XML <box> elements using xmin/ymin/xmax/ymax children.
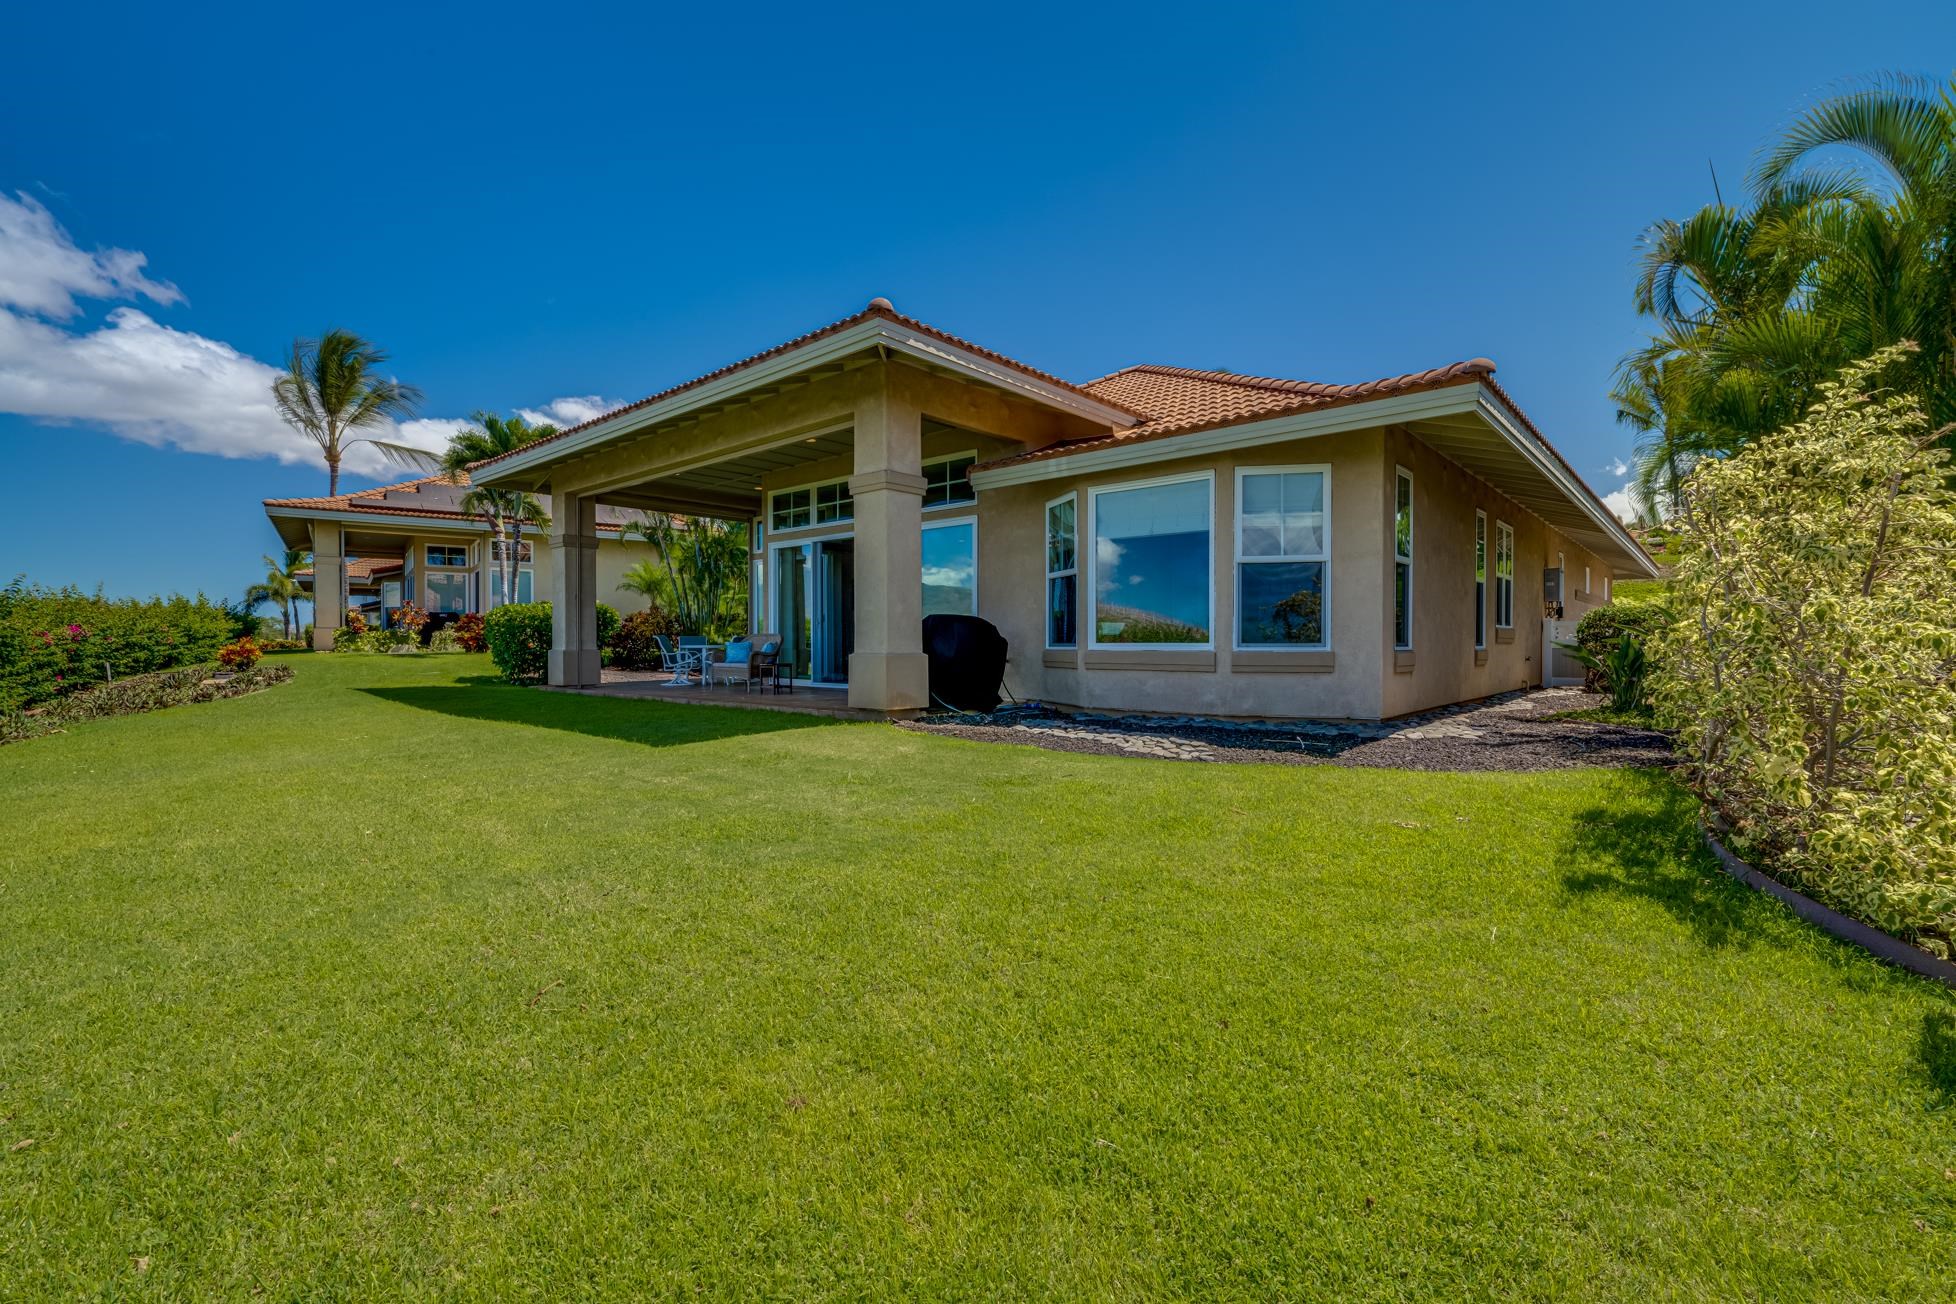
<box><xmin>217</xmin><ymin>637</ymin><xmax>263</xmax><ymax>670</ymax></box>
<box><xmin>273</xmin><ymin>331</ymin><xmax>431</xmax><ymax>497</ymax></box>
<box><xmin>440</xmin><ymin>413</ymin><xmax>556</xmax><ymax>609</ymax></box>
<box><xmin>452</xmin><ymin>612</ymin><xmax>486</xmax><ymax>653</ymax></box>
<box><xmin>244</xmin><ymin>548</ymin><xmax>310</xmax><ymax>639</ymax></box>
<box><xmin>1559</xmin><ymin>635</ymin><xmax>1650</xmax><ymax>714</ymax></box>
<box><xmin>608</xmin><ymin>606</ymin><xmax>684</xmax><ymax>670</ymax></box>
<box><xmin>625</xmin><ymin>516</ymin><xmax>748</xmax><ymax>639</ymax></box>
<box><xmin>1654</xmin><ymin>346</ymin><xmax>1956</xmax><ymax>953</ymax></box>
<box><xmin>1616</xmin><ymin>74</ymin><xmax>1956</xmax><ymax>511</ymax></box>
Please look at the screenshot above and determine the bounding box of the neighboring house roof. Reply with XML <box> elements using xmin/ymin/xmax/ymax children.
<box><xmin>295</xmin><ymin>557</ymin><xmax>403</xmax><ymax>582</ymax></box>
<box><xmin>978</xmin><ymin>360</ymin><xmax>1498</xmax><ymax>469</ymax></box>
<box><xmin>264</xmin><ymin>473</ymin><xmax>644</xmax><ymax>533</ymax></box>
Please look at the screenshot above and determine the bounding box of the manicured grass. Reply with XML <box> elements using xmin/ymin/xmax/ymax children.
<box><xmin>4</xmin><ymin>654</ymin><xmax>1955</xmax><ymax>1298</ymax></box>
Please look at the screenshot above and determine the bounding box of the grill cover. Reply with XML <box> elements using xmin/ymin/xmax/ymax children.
<box><xmin>921</xmin><ymin>614</ymin><xmax>1008</xmax><ymax>712</ymax></box>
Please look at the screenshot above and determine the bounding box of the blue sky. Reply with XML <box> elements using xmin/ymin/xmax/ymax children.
<box><xmin>2</xmin><ymin>2</ymin><xmax>1952</xmax><ymax>601</ymax></box>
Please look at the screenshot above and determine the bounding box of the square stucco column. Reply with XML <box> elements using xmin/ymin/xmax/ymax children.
<box><xmin>310</xmin><ymin>521</ymin><xmax>344</xmax><ymax>650</ymax></box>
<box><xmin>847</xmin><ymin>385</ymin><xmax>929</xmax><ymax>711</ymax></box>
<box><xmin>547</xmin><ymin>492</ymin><xmax>602</xmax><ymax>687</ymax></box>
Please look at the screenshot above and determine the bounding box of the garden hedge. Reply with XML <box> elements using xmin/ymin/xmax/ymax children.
<box><xmin>0</xmin><ymin>579</ymin><xmax>238</xmax><ymax>712</ymax></box>
<box><xmin>483</xmin><ymin>602</ymin><xmax>620</xmax><ymax>683</ymax></box>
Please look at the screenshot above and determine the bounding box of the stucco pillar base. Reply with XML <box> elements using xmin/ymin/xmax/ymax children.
<box><xmin>310</xmin><ymin>522</ymin><xmax>344</xmax><ymax>650</ymax></box>
<box><xmin>548</xmin><ymin>647</ymin><xmax>602</xmax><ymax>688</ymax></box>
<box><xmin>847</xmin><ymin>651</ymin><xmax>929</xmax><ymax>711</ymax></box>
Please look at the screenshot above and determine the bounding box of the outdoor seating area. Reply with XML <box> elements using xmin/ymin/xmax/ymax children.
<box><xmin>650</xmin><ymin>634</ymin><xmax>794</xmax><ymax>693</ymax></box>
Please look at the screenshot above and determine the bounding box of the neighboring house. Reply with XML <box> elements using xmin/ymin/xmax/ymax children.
<box><xmin>465</xmin><ymin>298</ymin><xmax>1658</xmax><ymax>718</ymax></box>
<box><xmin>265</xmin><ymin>474</ymin><xmax>653</xmax><ymax>645</ymax></box>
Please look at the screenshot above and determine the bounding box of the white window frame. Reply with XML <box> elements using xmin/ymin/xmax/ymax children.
<box><xmin>1044</xmin><ymin>491</ymin><xmax>1078</xmax><ymax>649</ymax></box>
<box><xmin>1393</xmin><ymin>466</ymin><xmax>1414</xmax><ymax>651</ymax></box>
<box><xmin>425</xmin><ymin>542</ymin><xmax>471</xmax><ymax>569</ymax></box>
<box><xmin>489</xmin><ymin>538</ymin><xmax>534</xmax><ymax>565</ymax></box>
<box><xmin>770</xmin><ymin>475</ymin><xmax>856</xmax><ymax>531</ymax></box>
<box><xmin>1232</xmin><ymin>464</ymin><xmax>1331</xmax><ymax>651</ymax></box>
<box><xmin>1584</xmin><ymin>564</ymin><xmax>1592</xmax><ymax>597</ymax></box>
<box><xmin>488</xmin><ymin>567</ymin><xmax>535</xmax><ymax>606</ymax></box>
<box><xmin>1085</xmin><ymin>470</ymin><xmax>1216</xmax><ymax>652</ymax></box>
<box><xmin>1474</xmin><ymin>508</ymin><xmax>1487</xmax><ymax>651</ymax></box>
<box><xmin>920</xmin><ymin>514</ymin><xmax>979</xmax><ymax>617</ymax></box>
<box><xmin>921</xmin><ymin>451</ymin><xmax>978</xmax><ymax>512</ymax></box>
<box><xmin>1495</xmin><ymin>520</ymin><xmax>1515</xmax><ymax>629</ymax></box>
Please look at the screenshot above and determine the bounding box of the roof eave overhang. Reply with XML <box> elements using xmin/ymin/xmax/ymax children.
<box><xmin>970</xmin><ymin>381</ymin><xmax>1658</xmax><ymax>579</ymax></box>
<box><xmin>264</xmin><ymin>505</ymin><xmax>496</xmax><ymax>535</ymax></box>
<box><xmin>476</xmin><ymin>318</ymin><xmax>1140</xmax><ymax>489</ymax></box>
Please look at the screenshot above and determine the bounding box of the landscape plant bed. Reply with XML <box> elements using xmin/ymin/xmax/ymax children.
<box><xmin>1702</xmin><ymin>825</ymin><xmax>1956</xmax><ymax>989</ymax></box>
<box><xmin>900</xmin><ymin>686</ymin><xmax>1676</xmax><ymax>771</ymax></box>
<box><xmin>0</xmin><ymin>661</ymin><xmax>294</xmax><ymax>745</ymax></box>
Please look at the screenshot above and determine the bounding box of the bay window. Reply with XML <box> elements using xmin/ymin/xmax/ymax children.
<box><xmin>1235</xmin><ymin>466</ymin><xmax>1329</xmax><ymax>648</ymax></box>
<box><xmin>1089</xmin><ymin>473</ymin><xmax>1212</xmax><ymax>647</ymax></box>
<box><xmin>1045</xmin><ymin>494</ymin><xmax>1077</xmax><ymax>647</ymax></box>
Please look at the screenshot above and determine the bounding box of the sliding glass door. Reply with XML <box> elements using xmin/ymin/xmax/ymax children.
<box><xmin>771</xmin><ymin>538</ymin><xmax>854</xmax><ymax>684</ymax></box>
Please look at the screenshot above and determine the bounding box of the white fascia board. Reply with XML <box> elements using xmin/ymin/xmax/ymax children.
<box><xmin>1471</xmin><ymin>387</ymin><xmax>1660</xmax><ymax>577</ymax></box>
<box><xmin>479</xmin><ymin>320</ymin><xmax>1136</xmax><ymax>487</ymax></box>
<box><xmin>264</xmin><ymin>505</ymin><xmax>628</xmax><ymax>537</ymax></box>
<box><xmin>970</xmin><ymin>385</ymin><xmax>1477</xmax><ymax>489</ymax></box>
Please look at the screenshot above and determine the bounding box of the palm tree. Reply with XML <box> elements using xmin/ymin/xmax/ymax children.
<box><xmin>273</xmin><ymin>330</ymin><xmax>431</xmax><ymax>496</ymax></box>
<box><xmin>245</xmin><ymin>548</ymin><xmax>310</xmax><ymax>639</ymax></box>
<box><xmin>441</xmin><ymin>413</ymin><xmax>554</xmax><ymax>608</ymax></box>
<box><xmin>1619</xmin><ymin>74</ymin><xmax>1956</xmax><ymax>464</ymax></box>
<box><xmin>628</xmin><ymin>515</ymin><xmax>748</xmax><ymax>637</ymax></box>
<box><xmin>1753</xmin><ymin>73</ymin><xmax>1956</xmax><ymax>429</ymax></box>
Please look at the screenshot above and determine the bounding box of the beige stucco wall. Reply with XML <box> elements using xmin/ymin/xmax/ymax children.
<box><xmin>1374</xmin><ymin>428</ymin><xmax>1617</xmax><ymax>718</ymax></box>
<box><xmin>977</xmin><ymin>426</ymin><xmax>1390</xmax><ymax>720</ymax></box>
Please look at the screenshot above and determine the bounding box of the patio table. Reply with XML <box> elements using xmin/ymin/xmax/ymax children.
<box><xmin>664</xmin><ymin>643</ymin><xmax>723</xmax><ymax>687</ymax></box>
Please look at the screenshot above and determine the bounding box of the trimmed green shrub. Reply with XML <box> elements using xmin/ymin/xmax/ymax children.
<box><xmin>0</xmin><ymin>577</ymin><xmax>237</xmax><ymax>712</ymax></box>
<box><xmin>609</xmin><ymin>606</ymin><xmax>683</xmax><ymax>670</ymax></box>
<box><xmin>1574</xmin><ymin>603</ymin><xmax>1667</xmax><ymax>695</ymax></box>
<box><xmin>428</xmin><ymin>629</ymin><xmax>465</xmax><ymax>653</ymax></box>
<box><xmin>484</xmin><ymin>602</ymin><xmax>619</xmax><ymax>683</ymax></box>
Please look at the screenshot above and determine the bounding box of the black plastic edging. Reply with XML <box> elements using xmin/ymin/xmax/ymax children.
<box><xmin>1701</xmin><ymin>825</ymin><xmax>1956</xmax><ymax>990</ymax></box>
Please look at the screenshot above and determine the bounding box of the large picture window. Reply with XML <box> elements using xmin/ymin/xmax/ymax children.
<box><xmin>1090</xmin><ymin>474</ymin><xmax>1212</xmax><ymax>647</ymax></box>
<box><xmin>1495</xmin><ymin>520</ymin><xmax>1515</xmax><ymax>628</ymax></box>
<box><xmin>1046</xmin><ymin>494</ymin><xmax>1077</xmax><ymax>648</ymax></box>
<box><xmin>1474</xmin><ymin>509</ymin><xmax>1487</xmax><ymax>651</ymax></box>
<box><xmin>922</xmin><ymin>454</ymin><xmax>976</xmax><ymax>509</ymax></box>
<box><xmin>424</xmin><ymin>570</ymin><xmax>471</xmax><ymax>613</ymax></box>
<box><xmin>920</xmin><ymin>519</ymin><xmax>976</xmax><ymax>617</ymax></box>
<box><xmin>488</xmin><ymin>569</ymin><xmax>534</xmax><ymax>605</ymax></box>
<box><xmin>1235</xmin><ymin>467</ymin><xmax>1329</xmax><ymax>648</ymax></box>
<box><xmin>1393</xmin><ymin>468</ymin><xmax>1413</xmax><ymax>650</ymax></box>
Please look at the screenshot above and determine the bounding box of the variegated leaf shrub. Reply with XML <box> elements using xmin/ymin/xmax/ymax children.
<box><xmin>1655</xmin><ymin>346</ymin><xmax>1956</xmax><ymax>953</ymax></box>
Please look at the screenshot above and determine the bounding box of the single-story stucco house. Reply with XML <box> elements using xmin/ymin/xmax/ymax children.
<box><xmin>282</xmin><ymin>299</ymin><xmax>1657</xmax><ymax>718</ymax></box>
<box><xmin>265</xmin><ymin>473</ymin><xmax>654</xmax><ymax>631</ymax></box>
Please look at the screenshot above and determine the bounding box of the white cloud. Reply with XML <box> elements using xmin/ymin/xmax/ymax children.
<box><xmin>0</xmin><ymin>196</ymin><xmax>616</xmax><ymax>486</ymax></box>
<box><xmin>0</xmin><ymin>191</ymin><xmax>182</xmax><ymax>319</ymax></box>
<box><xmin>1601</xmin><ymin>487</ymin><xmax>1639</xmax><ymax>525</ymax></box>
<box><xmin>517</xmin><ymin>395</ymin><xmax>620</xmax><ymax>430</ymax></box>
<box><xmin>1606</xmin><ymin>457</ymin><xmax>1629</xmax><ymax>478</ymax></box>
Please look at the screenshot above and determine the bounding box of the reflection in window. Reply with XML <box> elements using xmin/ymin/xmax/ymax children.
<box><xmin>770</xmin><ymin>488</ymin><xmax>811</xmax><ymax>530</ymax></box>
<box><xmin>815</xmin><ymin>481</ymin><xmax>853</xmax><ymax>524</ymax></box>
<box><xmin>1495</xmin><ymin>521</ymin><xmax>1515</xmax><ymax>628</ymax></box>
<box><xmin>1046</xmin><ymin>495</ymin><xmax>1076</xmax><ymax>647</ymax></box>
<box><xmin>424</xmin><ymin>570</ymin><xmax>472</xmax><ymax>613</ymax></box>
<box><xmin>1091</xmin><ymin>476</ymin><xmax>1210</xmax><ymax>645</ymax></box>
<box><xmin>921</xmin><ymin>521</ymin><xmax>976</xmax><ymax>617</ymax></box>
<box><xmin>489</xmin><ymin>569</ymin><xmax>534</xmax><ymax>605</ymax></box>
<box><xmin>426</xmin><ymin>544</ymin><xmax>469</xmax><ymax>568</ymax></box>
<box><xmin>1393</xmin><ymin>469</ymin><xmax>1413</xmax><ymax>649</ymax></box>
<box><xmin>1237</xmin><ymin>469</ymin><xmax>1328</xmax><ymax>647</ymax></box>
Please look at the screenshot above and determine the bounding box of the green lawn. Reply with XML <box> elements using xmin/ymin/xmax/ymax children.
<box><xmin>4</xmin><ymin>655</ymin><xmax>1955</xmax><ymax>1299</ymax></box>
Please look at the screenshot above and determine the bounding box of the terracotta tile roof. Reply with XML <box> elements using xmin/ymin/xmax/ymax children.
<box><xmin>264</xmin><ymin>473</ymin><xmax>640</xmax><ymax>532</ymax></box>
<box><xmin>978</xmin><ymin>360</ymin><xmax>1497</xmax><ymax>469</ymax></box>
<box><xmin>295</xmin><ymin>557</ymin><xmax>404</xmax><ymax>582</ymax></box>
<box><xmin>466</xmin><ymin>299</ymin><xmax>1145</xmax><ymax>474</ymax></box>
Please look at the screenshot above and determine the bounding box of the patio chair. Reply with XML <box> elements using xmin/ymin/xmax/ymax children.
<box><xmin>678</xmin><ymin>635</ymin><xmax>710</xmax><ymax>687</ymax></box>
<box><xmin>717</xmin><ymin>637</ymin><xmax>755</xmax><ymax>688</ymax></box>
